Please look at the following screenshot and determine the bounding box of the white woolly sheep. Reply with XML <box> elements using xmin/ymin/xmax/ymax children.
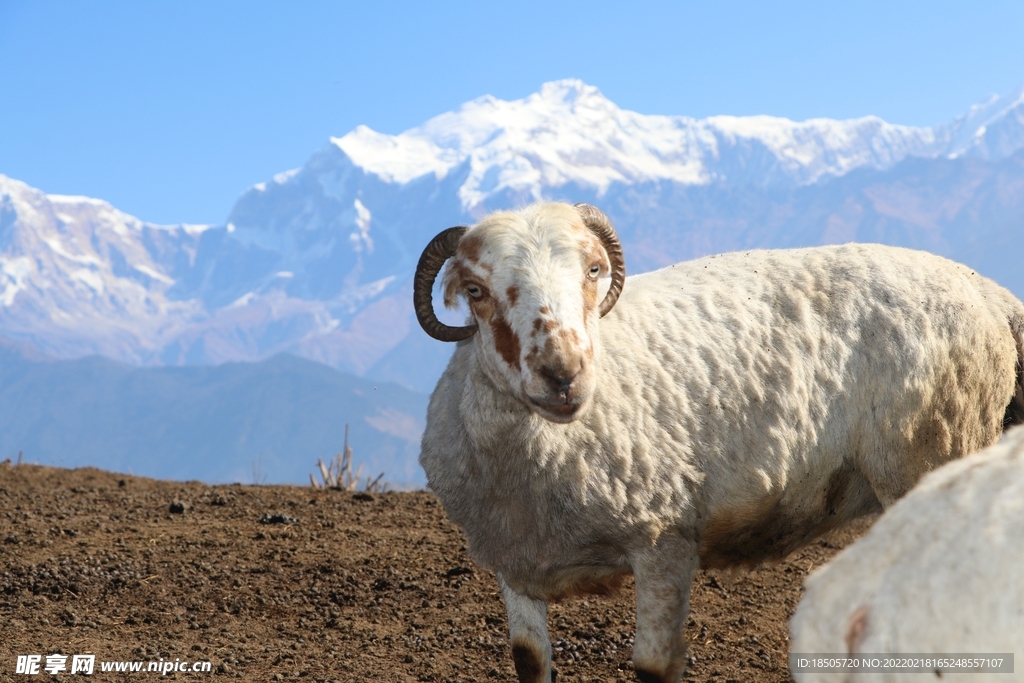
<box><xmin>413</xmin><ymin>202</ymin><xmax>1024</xmax><ymax>683</ymax></box>
<box><xmin>789</xmin><ymin>424</ymin><xmax>1024</xmax><ymax>683</ymax></box>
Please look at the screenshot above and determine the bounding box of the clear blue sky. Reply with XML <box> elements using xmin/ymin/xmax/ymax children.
<box><xmin>1</xmin><ymin>0</ymin><xmax>1023</xmax><ymax>225</ymax></box>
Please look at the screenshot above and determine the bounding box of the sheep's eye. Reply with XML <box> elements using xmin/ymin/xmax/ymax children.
<box><xmin>466</xmin><ymin>285</ymin><xmax>483</xmax><ymax>299</ymax></box>
<box><xmin>588</xmin><ymin>264</ymin><xmax>601</xmax><ymax>279</ymax></box>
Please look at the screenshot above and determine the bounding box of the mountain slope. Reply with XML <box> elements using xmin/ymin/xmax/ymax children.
<box><xmin>0</xmin><ymin>349</ymin><xmax>428</xmax><ymax>485</ymax></box>
<box><xmin>0</xmin><ymin>175</ymin><xmax>208</xmax><ymax>360</ymax></box>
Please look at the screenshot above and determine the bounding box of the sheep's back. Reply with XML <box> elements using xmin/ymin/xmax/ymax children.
<box><xmin>597</xmin><ymin>244</ymin><xmax>1018</xmax><ymax>563</ymax></box>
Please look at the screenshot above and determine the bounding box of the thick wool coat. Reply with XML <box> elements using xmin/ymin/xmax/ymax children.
<box><xmin>421</xmin><ymin>243</ymin><xmax>1024</xmax><ymax>601</ymax></box>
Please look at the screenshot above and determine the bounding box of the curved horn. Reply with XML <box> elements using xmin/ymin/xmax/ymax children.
<box><xmin>575</xmin><ymin>203</ymin><xmax>625</xmax><ymax>317</ymax></box>
<box><xmin>414</xmin><ymin>226</ymin><xmax>478</xmax><ymax>342</ymax></box>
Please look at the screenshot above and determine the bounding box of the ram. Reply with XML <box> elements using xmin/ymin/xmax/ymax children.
<box><xmin>414</xmin><ymin>201</ymin><xmax>1024</xmax><ymax>683</ymax></box>
<box><xmin>789</xmin><ymin>425</ymin><xmax>1024</xmax><ymax>682</ymax></box>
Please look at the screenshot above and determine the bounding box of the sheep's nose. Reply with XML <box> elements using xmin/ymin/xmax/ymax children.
<box><xmin>540</xmin><ymin>365</ymin><xmax>577</xmax><ymax>396</ymax></box>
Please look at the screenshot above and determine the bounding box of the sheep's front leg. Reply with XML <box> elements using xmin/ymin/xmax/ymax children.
<box><xmin>630</xmin><ymin>534</ymin><xmax>700</xmax><ymax>683</ymax></box>
<box><xmin>498</xmin><ymin>574</ymin><xmax>553</xmax><ymax>683</ymax></box>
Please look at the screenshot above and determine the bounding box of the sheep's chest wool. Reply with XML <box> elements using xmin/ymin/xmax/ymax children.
<box><xmin>415</xmin><ymin>202</ymin><xmax>1024</xmax><ymax>683</ymax></box>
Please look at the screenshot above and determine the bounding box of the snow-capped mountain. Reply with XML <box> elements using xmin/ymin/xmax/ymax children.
<box><xmin>942</xmin><ymin>83</ymin><xmax>1024</xmax><ymax>159</ymax></box>
<box><xmin>3</xmin><ymin>79</ymin><xmax>1024</xmax><ymax>394</ymax></box>
<box><xmin>0</xmin><ymin>176</ymin><xmax>207</xmax><ymax>361</ymax></box>
<box><xmin>327</xmin><ymin>79</ymin><xmax>1024</xmax><ymax>210</ymax></box>
<box><xmin>335</xmin><ymin>80</ymin><xmax>948</xmax><ymax>207</ymax></box>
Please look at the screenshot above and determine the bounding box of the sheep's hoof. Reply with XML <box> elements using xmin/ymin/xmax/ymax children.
<box><xmin>511</xmin><ymin>643</ymin><xmax>547</xmax><ymax>683</ymax></box>
<box><xmin>634</xmin><ymin>668</ymin><xmax>670</xmax><ymax>683</ymax></box>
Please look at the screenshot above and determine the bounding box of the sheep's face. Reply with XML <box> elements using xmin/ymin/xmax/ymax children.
<box><xmin>441</xmin><ymin>204</ymin><xmax>611</xmax><ymax>423</ymax></box>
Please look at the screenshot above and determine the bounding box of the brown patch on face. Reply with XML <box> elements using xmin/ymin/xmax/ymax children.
<box><xmin>472</xmin><ymin>299</ymin><xmax>496</xmax><ymax>323</ymax></box>
<box><xmin>525</xmin><ymin>330</ymin><xmax>584</xmax><ymax>388</ymax></box>
<box><xmin>582</xmin><ymin>279</ymin><xmax>598</xmax><ymax>325</ymax></box>
<box><xmin>559</xmin><ymin>327</ymin><xmax>580</xmax><ymax>346</ymax></box>
<box><xmin>490</xmin><ymin>315</ymin><xmax>521</xmax><ymax>370</ymax></box>
<box><xmin>524</xmin><ymin>344</ymin><xmax>541</xmax><ymax>371</ymax></box>
<box><xmin>845</xmin><ymin>606</ymin><xmax>869</xmax><ymax>654</ymax></box>
<box><xmin>539</xmin><ymin>306</ymin><xmax>550</xmax><ymax>315</ymax></box>
<box><xmin>580</xmin><ymin>239</ymin><xmax>608</xmax><ymax>325</ymax></box>
<box><xmin>531</xmin><ymin>318</ymin><xmax>543</xmax><ymax>336</ymax></box>
<box><xmin>553</xmin><ymin>327</ymin><xmax>590</xmax><ymax>364</ymax></box>
<box><xmin>458</xmin><ymin>234</ymin><xmax>483</xmax><ymax>263</ymax></box>
<box><xmin>452</xmin><ymin>234</ymin><xmax>492</xmax><ymax>276</ymax></box>
<box><xmin>443</xmin><ymin>259</ymin><xmax>495</xmax><ymax>307</ymax></box>
<box><xmin>442</xmin><ymin>263</ymin><xmax>471</xmax><ymax>307</ymax></box>
<box><xmin>510</xmin><ymin>643</ymin><xmax>546</xmax><ymax>683</ymax></box>
<box><xmin>506</xmin><ymin>285</ymin><xmax>519</xmax><ymax>308</ymax></box>
<box><xmin>582</xmin><ymin>241</ymin><xmax>609</xmax><ymax>273</ymax></box>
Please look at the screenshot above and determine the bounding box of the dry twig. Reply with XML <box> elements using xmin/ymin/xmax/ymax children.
<box><xmin>310</xmin><ymin>424</ymin><xmax>388</xmax><ymax>493</ymax></box>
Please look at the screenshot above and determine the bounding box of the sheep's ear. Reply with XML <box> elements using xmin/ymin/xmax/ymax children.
<box><xmin>414</xmin><ymin>227</ymin><xmax>478</xmax><ymax>342</ymax></box>
<box><xmin>575</xmin><ymin>204</ymin><xmax>625</xmax><ymax>316</ymax></box>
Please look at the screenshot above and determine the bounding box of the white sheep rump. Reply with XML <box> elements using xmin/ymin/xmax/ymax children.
<box><xmin>790</xmin><ymin>425</ymin><xmax>1024</xmax><ymax>683</ymax></box>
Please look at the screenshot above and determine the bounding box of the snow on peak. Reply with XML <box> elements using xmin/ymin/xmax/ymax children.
<box><xmin>330</xmin><ymin>80</ymin><xmax>952</xmax><ymax>210</ymax></box>
<box><xmin>333</xmin><ymin>125</ymin><xmax>454</xmax><ymax>185</ymax></box>
<box><xmin>944</xmin><ymin>83</ymin><xmax>1024</xmax><ymax>159</ymax></box>
<box><xmin>0</xmin><ymin>176</ymin><xmax>210</xmax><ymax>360</ymax></box>
<box><xmin>531</xmin><ymin>78</ymin><xmax>614</xmax><ymax>112</ymax></box>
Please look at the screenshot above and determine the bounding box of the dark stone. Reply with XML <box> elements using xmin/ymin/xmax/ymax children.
<box><xmin>258</xmin><ymin>513</ymin><xmax>299</xmax><ymax>525</ymax></box>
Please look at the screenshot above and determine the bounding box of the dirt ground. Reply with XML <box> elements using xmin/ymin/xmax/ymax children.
<box><xmin>0</xmin><ymin>461</ymin><xmax>874</xmax><ymax>682</ymax></box>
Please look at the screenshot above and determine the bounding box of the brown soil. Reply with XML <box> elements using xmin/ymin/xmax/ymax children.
<box><xmin>0</xmin><ymin>461</ymin><xmax>874</xmax><ymax>682</ymax></box>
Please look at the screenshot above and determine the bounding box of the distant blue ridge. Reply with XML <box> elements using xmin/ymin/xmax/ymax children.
<box><xmin>0</xmin><ymin>348</ymin><xmax>429</xmax><ymax>487</ymax></box>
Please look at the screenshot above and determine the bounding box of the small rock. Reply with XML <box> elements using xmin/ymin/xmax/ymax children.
<box><xmin>169</xmin><ymin>501</ymin><xmax>186</xmax><ymax>514</ymax></box>
<box><xmin>259</xmin><ymin>513</ymin><xmax>299</xmax><ymax>525</ymax></box>
<box><xmin>352</xmin><ymin>492</ymin><xmax>374</xmax><ymax>502</ymax></box>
